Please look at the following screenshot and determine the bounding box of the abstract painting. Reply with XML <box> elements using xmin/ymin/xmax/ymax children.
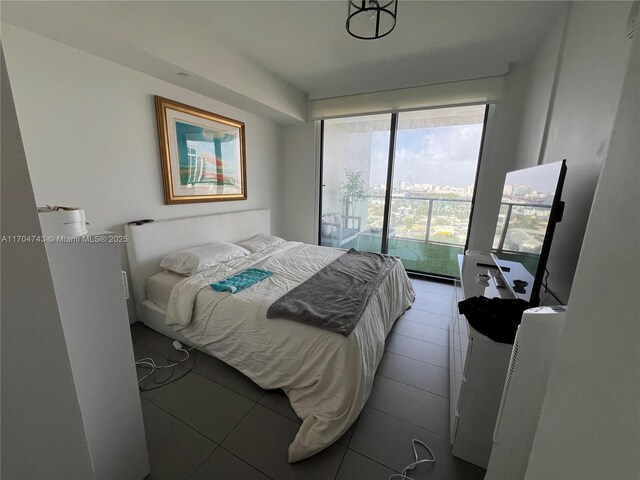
<box><xmin>155</xmin><ymin>96</ymin><xmax>246</xmax><ymax>204</ymax></box>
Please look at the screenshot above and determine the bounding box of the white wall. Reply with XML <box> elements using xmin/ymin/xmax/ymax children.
<box><xmin>525</xmin><ymin>26</ymin><xmax>639</xmax><ymax>480</ymax></box>
<box><xmin>538</xmin><ymin>2</ymin><xmax>633</xmax><ymax>302</ymax></box>
<box><xmin>2</xmin><ymin>24</ymin><xmax>285</xmax><ymax>321</ymax></box>
<box><xmin>279</xmin><ymin>122</ymin><xmax>318</xmax><ymax>244</ymax></box>
<box><xmin>508</xmin><ymin>2</ymin><xmax>633</xmax><ymax>303</ymax></box>
<box><xmin>466</xmin><ymin>63</ymin><xmax>531</xmax><ymax>252</ymax></box>
<box><xmin>513</xmin><ymin>13</ymin><xmax>566</xmax><ymax>170</ymax></box>
<box><xmin>1</xmin><ymin>46</ymin><xmax>94</xmax><ymax>480</ymax></box>
<box><xmin>1</xmin><ymin>1</ymin><xmax>307</xmax><ymax>124</ymax></box>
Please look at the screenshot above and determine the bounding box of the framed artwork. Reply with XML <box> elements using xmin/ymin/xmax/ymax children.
<box><xmin>154</xmin><ymin>96</ymin><xmax>247</xmax><ymax>204</ymax></box>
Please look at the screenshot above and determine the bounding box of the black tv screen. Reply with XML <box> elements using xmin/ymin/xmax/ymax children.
<box><xmin>492</xmin><ymin>160</ymin><xmax>567</xmax><ymax>306</ymax></box>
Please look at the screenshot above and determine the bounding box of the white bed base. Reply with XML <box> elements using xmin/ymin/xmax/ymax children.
<box><xmin>125</xmin><ymin>209</ymin><xmax>271</xmax><ymax>323</ymax></box>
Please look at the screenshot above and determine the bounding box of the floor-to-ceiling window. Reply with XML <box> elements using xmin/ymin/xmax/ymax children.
<box><xmin>320</xmin><ymin>114</ymin><xmax>392</xmax><ymax>254</ymax></box>
<box><xmin>319</xmin><ymin>105</ymin><xmax>487</xmax><ymax>277</ymax></box>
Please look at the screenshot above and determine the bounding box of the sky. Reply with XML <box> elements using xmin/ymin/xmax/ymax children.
<box><xmin>369</xmin><ymin>124</ymin><xmax>484</xmax><ymax>187</ymax></box>
<box><xmin>504</xmin><ymin>161</ymin><xmax>564</xmax><ymax>194</ymax></box>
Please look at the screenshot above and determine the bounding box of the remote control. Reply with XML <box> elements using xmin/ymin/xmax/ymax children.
<box><xmin>495</xmin><ymin>276</ymin><xmax>506</xmax><ymax>288</ymax></box>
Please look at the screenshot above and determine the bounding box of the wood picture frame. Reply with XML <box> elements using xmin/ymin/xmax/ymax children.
<box><xmin>154</xmin><ymin>96</ymin><xmax>247</xmax><ymax>204</ymax></box>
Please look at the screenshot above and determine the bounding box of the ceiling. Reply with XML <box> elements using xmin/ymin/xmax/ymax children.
<box><xmin>179</xmin><ymin>0</ymin><xmax>566</xmax><ymax>98</ymax></box>
<box><xmin>1</xmin><ymin>1</ymin><xmax>567</xmax><ymax>121</ymax></box>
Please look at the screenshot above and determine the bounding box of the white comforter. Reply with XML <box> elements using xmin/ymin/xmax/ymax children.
<box><xmin>165</xmin><ymin>241</ymin><xmax>415</xmax><ymax>462</ymax></box>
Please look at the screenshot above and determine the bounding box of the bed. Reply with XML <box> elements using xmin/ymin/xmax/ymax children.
<box><xmin>125</xmin><ymin>209</ymin><xmax>414</xmax><ymax>462</ymax></box>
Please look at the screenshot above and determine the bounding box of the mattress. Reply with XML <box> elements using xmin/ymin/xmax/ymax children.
<box><xmin>146</xmin><ymin>270</ymin><xmax>184</xmax><ymax>312</ymax></box>
<box><xmin>146</xmin><ymin>241</ymin><xmax>415</xmax><ymax>462</ymax></box>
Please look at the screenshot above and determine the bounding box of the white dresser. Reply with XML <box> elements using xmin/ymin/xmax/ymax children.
<box><xmin>45</xmin><ymin>233</ymin><xmax>149</xmax><ymax>479</ymax></box>
<box><xmin>449</xmin><ymin>252</ymin><xmax>532</xmax><ymax>469</ymax></box>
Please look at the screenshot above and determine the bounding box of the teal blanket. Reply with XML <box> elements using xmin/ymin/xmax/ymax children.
<box><xmin>211</xmin><ymin>268</ymin><xmax>273</xmax><ymax>294</ymax></box>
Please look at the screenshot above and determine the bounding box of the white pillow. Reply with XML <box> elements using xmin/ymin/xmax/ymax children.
<box><xmin>160</xmin><ymin>242</ymin><xmax>250</xmax><ymax>275</ymax></box>
<box><xmin>236</xmin><ymin>234</ymin><xmax>285</xmax><ymax>253</ymax></box>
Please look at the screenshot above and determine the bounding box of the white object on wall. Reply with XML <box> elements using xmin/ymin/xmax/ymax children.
<box><xmin>486</xmin><ymin>306</ymin><xmax>567</xmax><ymax>480</ymax></box>
<box><xmin>38</xmin><ymin>206</ymin><xmax>87</xmax><ymax>237</ymax></box>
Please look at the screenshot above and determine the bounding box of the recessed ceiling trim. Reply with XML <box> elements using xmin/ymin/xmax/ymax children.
<box><xmin>309</xmin><ymin>75</ymin><xmax>505</xmax><ymax>119</ymax></box>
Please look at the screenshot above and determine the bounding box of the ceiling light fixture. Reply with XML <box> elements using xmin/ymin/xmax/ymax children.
<box><xmin>346</xmin><ymin>0</ymin><xmax>398</xmax><ymax>40</ymax></box>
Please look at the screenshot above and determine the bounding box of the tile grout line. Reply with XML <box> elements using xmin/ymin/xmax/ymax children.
<box><xmin>410</xmin><ymin>305</ymin><xmax>452</xmax><ymax>316</ymax></box>
<box><xmin>218</xmin><ymin>401</ymin><xmax>259</xmax><ymax>446</ymax></box>
<box><xmin>385</xmin><ymin>346</ymin><xmax>448</xmax><ymax>370</ymax></box>
<box><xmin>390</xmin><ymin>330</ymin><xmax>449</xmax><ymax>349</ymax></box>
<box><xmin>372</xmin><ymin>373</ymin><xmax>450</xmax><ymax>401</ymax></box>
<box><xmin>218</xmin><ymin>445</ymin><xmax>276</xmax><ymax>480</ymax></box>
<box><xmin>257</xmin><ymin>406</ymin><xmax>302</xmax><ymax>426</ymax></box>
<box><xmin>396</xmin><ymin>315</ymin><xmax>451</xmax><ymax>331</ymax></box>
<box><xmin>413</xmin><ymin>295</ymin><xmax>452</xmax><ymax>304</ymax></box>
<box><xmin>147</xmin><ymin>398</ymin><xmax>224</xmax><ymax>445</ymax></box>
<box><xmin>189</xmin><ymin>364</ymin><xmax>266</xmax><ymax>403</ymax></box>
<box><xmin>344</xmin><ymin>447</ymin><xmax>401</xmax><ymax>476</ymax></box>
<box><xmin>413</xmin><ymin>292</ymin><xmax>454</xmax><ymax>302</ymax></box>
<box><xmin>388</xmin><ymin>330</ymin><xmax>450</xmax><ymax>348</ymax></box>
<box><xmin>213</xmin><ymin>403</ymin><xmax>279</xmax><ymax>480</ymax></box>
<box><xmin>411</xmin><ymin>284</ymin><xmax>454</xmax><ymax>294</ymax></box>
<box><xmin>332</xmin><ymin>444</ymin><xmax>349</xmax><ymax>480</ymax></box>
<box><xmin>185</xmin><ymin>445</ymin><xmax>220</xmax><ymax>480</ymax></box>
<box><xmin>365</xmin><ymin>404</ymin><xmax>452</xmax><ymax>442</ymax></box>
<box><xmin>382</xmin><ymin>350</ymin><xmax>450</xmax><ymax>372</ymax></box>
<box><xmin>375</xmin><ymin>372</ymin><xmax>449</xmax><ymax>400</ymax></box>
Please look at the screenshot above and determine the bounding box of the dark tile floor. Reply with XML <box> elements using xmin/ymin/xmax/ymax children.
<box><xmin>130</xmin><ymin>278</ymin><xmax>486</xmax><ymax>480</ymax></box>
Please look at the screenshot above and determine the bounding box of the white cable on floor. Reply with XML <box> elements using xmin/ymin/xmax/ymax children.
<box><xmin>389</xmin><ymin>439</ymin><xmax>436</xmax><ymax>480</ymax></box>
<box><xmin>136</xmin><ymin>348</ymin><xmax>190</xmax><ymax>383</ymax></box>
<box><xmin>136</xmin><ymin>292</ymin><xmax>232</xmax><ymax>387</ymax></box>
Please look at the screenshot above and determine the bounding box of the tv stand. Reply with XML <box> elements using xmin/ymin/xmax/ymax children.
<box><xmin>448</xmin><ymin>251</ymin><xmax>533</xmax><ymax>468</ymax></box>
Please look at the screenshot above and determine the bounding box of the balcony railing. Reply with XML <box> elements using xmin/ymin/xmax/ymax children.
<box><xmin>326</xmin><ymin>194</ymin><xmax>551</xmax><ymax>276</ymax></box>
<box><xmin>361</xmin><ymin>195</ymin><xmax>552</xmax><ymax>254</ymax></box>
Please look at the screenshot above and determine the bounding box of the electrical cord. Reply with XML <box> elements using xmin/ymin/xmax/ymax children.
<box><xmin>137</xmin><ymin>352</ymin><xmax>196</xmax><ymax>392</ymax></box>
<box><xmin>135</xmin><ymin>292</ymin><xmax>232</xmax><ymax>391</ymax></box>
<box><xmin>542</xmin><ymin>268</ymin><xmax>562</xmax><ymax>304</ymax></box>
<box><xmin>136</xmin><ymin>349</ymin><xmax>189</xmax><ymax>383</ymax></box>
<box><xmin>389</xmin><ymin>439</ymin><xmax>436</xmax><ymax>480</ymax></box>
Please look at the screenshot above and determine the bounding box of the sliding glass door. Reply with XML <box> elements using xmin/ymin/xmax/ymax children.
<box><xmin>320</xmin><ymin>105</ymin><xmax>487</xmax><ymax>277</ymax></box>
<box><xmin>320</xmin><ymin>114</ymin><xmax>391</xmax><ymax>253</ymax></box>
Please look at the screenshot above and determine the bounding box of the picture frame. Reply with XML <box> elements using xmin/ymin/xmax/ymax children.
<box><xmin>154</xmin><ymin>96</ymin><xmax>247</xmax><ymax>204</ymax></box>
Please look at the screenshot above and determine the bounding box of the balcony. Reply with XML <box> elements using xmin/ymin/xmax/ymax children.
<box><xmin>333</xmin><ymin>196</ymin><xmax>551</xmax><ymax>278</ymax></box>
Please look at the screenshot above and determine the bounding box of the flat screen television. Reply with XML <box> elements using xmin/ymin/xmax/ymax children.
<box><xmin>492</xmin><ymin>160</ymin><xmax>567</xmax><ymax>306</ymax></box>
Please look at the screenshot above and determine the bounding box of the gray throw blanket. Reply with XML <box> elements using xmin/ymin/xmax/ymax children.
<box><xmin>266</xmin><ymin>249</ymin><xmax>399</xmax><ymax>336</ymax></box>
